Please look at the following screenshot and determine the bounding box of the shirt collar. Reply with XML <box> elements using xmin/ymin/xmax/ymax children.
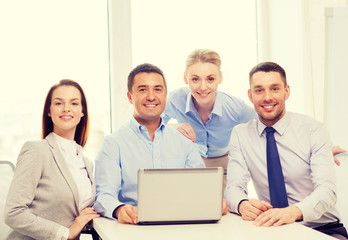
<box><xmin>212</xmin><ymin>92</ymin><xmax>223</xmax><ymax>116</ymax></box>
<box><xmin>185</xmin><ymin>92</ymin><xmax>195</xmax><ymax>114</ymax></box>
<box><xmin>257</xmin><ymin>111</ymin><xmax>290</xmax><ymax>137</ymax></box>
<box><xmin>130</xmin><ymin>116</ymin><xmax>166</xmax><ymax>134</ymax></box>
<box><xmin>52</xmin><ymin>132</ymin><xmax>75</xmax><ymax>147</ymax></box>
<box><xmin>52</xmin><ymin>132</ymin><xmax>81</xmax><ymax>154</ymax></box>
<box><xmin>184</xmin><ymin>91</ymin><xmax>223</xmax><ymax>117</ymax></box>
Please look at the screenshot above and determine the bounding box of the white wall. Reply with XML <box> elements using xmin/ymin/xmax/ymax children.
<box><xmin>108</xmin><ymin>0</ymin><xmax>134</xmax><ymax>131</ymax></box>
<box><xmin>0</xmin><ymin>1</ymin><xmax>110</xmax><ymax>162</ymax></box>
<box><xmin>109</xmin><ymin>0</ymin><xmax>259</xmax><ymax>130</ymax></box>
<box><xmin>257</xmin><ymin>0</ymin><xmax>307</xmax><ymax>115</ymax></box>
<box><xmin>257</xmin><ymin>0</ymin><xmax>347</xmax><ymax>120</ymax></box>
<box><xmin>324</xmin><ymin>6</ymin><xmax>348</xmax><ymax>224</ymax></box>
<box><xmin>109</xmin><ymin>0</ymin><xmax>348</xmax><ymax>126</ymax></box>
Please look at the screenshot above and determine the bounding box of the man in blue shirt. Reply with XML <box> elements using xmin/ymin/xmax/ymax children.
<box><xmin>94</xmin><ymin>63</ymin><xmax>205</xmax><ymax>224</ymax></box>
<box><xmin>225</xmin><ymin>62</ymin><xmax>348</xmax><ymax>239</ymax></box>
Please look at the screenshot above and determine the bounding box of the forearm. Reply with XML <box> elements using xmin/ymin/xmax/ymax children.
<box><xmin>5</xmin><ymin>181</ymin><xmax>65</xmax><ymax>239</ymax></box>
<box><xmin>5</xmin><ymin>142</ymin><xmax>66</xmax><ymax>239</ymax></box>
<box><xmin>94</xmin><ymin>138</ymin><xmax>124</xmax><ymax>219</ymax></box>
<box><xmin>294</xmin><ymin>186</ymin><xmax>336</xmax><ymax>222</ymax></box>
<box><xmin>94</xmin><ymin>193</ymin><xmax>124</xmax><ymax>219</ymax></box>
<box><xmin>298</xmin><ymin>132</ymin><xmax>337</xmax><ymax>221</ymax></box>
<box><xmin>225</xmin><ymin>135</ymin><xmax>251</xmax><ymax>214</ymax></box>
<box><xmin>226</xmin><ymin>183</ymin><xmax>249</xmax><ymax>212</ymax></box>
<box><xmin>5</xmin><ymin>205</ymin><xmax>65</xmax><ymax>240</ymax></box>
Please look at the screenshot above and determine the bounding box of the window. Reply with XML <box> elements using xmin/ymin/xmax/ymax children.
<box><xmin>0</xmin><ymin>1</ymin><xmax>110</xmax><ymax>162</ymax></box>
<box><xmin>131</xmin><ymin>0</ymin><xmax>258</xmax><ymax>103</ymax></box>
<box><xmin>1</xmin><ymin>0</ymin><xmax>258</xmax><ymax>163</ymax></box>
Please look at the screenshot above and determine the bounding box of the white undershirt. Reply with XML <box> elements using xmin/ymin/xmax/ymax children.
<box><xmin>52</xmin><ymin>133</ymin><xmax>93</xmax><ymax>211</ymax></box>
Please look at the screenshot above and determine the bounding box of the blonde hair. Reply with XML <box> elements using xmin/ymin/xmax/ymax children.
<box><xmin>185</xmin><ymin>49</ymin><xmax>221</xmax><ymax>72</ymax></box>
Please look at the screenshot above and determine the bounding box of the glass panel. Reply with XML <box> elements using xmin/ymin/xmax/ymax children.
<box><xmin>131</xmin><ymin>0</ymin><xmax>257</xmax><ymax>103</ymax></box>
<box><xmin>130</xmin><ymin>0</ymin><xmax>258</xmax><ymax>197</ymax></box>
<box><xmin>0</xmin><ymin>1</ymin><xmax>110</xmax><ymax>163</ymax></box>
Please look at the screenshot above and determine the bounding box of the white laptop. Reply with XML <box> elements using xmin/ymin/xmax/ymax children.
<box><xmin>137</xmin><ymin>167</ymin><xmax>223</xmax><ymax>225</ymax></box>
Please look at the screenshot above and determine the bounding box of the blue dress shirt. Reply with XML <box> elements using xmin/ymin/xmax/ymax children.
<box><xmin>94</xmin><ymin>117</ymin><xmax>205</xmax><ymax>219</ymax></box>
<box><xmin>225</xmin><ymin>112</ymin><xmax>340</xmax><ymax>228</ymax></box>
<box><xmin>162</xmin><ymin>87</ymin><xmax>257</xmax><ymax>158</ymax></box>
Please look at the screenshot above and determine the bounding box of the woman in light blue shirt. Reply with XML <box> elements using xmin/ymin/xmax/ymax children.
<box><xmin>162</xmin><ymin>49</ymin><xmax>257</xmax><ymax>188</ymax></box>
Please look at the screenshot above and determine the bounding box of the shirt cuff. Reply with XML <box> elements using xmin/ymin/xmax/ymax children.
<box><xmin>237</xmin><ymin>199</ymin><xmax>249</xmax><ymax>215</ymax></box>
<box><xmin>294</xmin><ymin>201</ymin><xmax>316</xmax><ymax>222</ymax></box>
<box><xmin>225</xmin><ymin>188</ymin><xmax>248</xmax><ymax>214</ymax></box>
<box><xmin>63</xmin><ymin>227</ymin><xmax>69</xmax><ymax>240</ymax></box>
<box><xmin>54</xmin><ymin>226</ymin><xmax>69</xmax><ymax>240</ymax></box>
<box><xmin>94</xmin><ymin>199</ymin><xmax>123</xmax><ymax>219</ymax></box>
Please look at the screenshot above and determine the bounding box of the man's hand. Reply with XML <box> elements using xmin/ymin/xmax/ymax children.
<box><xmin>222</xmin><ymin>198</ymin><xmax>229</xmax><ymax>215</ymax></box>
<box><xmin>238</xmin><ymin>199</ymin><xmax>273</xmax><ymax>221</ymax></box>
<box><xmin>332</xmin><ymin>145</ymin><xmax>347</xmax><ymax>166</ymax></box>
<box><xmin>254</xmin><ymin>205</ymin><xmax>302</xmax><ymax>227</ymax></box>
<box><xmin>172</xmin><ymin>123</ymin><xmax>196</xmax><ymax>142</ymax></box>
<box><xmin>115</xmin><ymin>205</ymin><xmax>138</xmax><ymax>224</ymax></box>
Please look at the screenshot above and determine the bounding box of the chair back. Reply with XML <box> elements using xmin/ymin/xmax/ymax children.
<box><xmin>0</xmin><ymin>160</ymin><xmax>15</xmax><ymax>240</ymax></box>
<box><xmin>336</xmin><ymin>158</ymin><xmax>348</xmax><ymax>226</ymax></box>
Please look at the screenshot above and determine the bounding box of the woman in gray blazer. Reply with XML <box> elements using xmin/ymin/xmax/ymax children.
<box><xmin>5</xmin><ymin>79</ymin><xmax>99</xmax><ymax>240</ymax></box>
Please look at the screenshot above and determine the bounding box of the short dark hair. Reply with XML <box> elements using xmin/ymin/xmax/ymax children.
<box><xmin>249</xmin><ymin>62</ymin><xmax>287</xmax><ymax>86</ymax></box>
<box><xmin>127</xmin><ymin>63</ymin><xmax>167</xmax><ymax>93</ymax></box>
<box><xmin>42</xmin><ymin>79</ymin><xmax>89</xmax><ymax>147</ymax></box>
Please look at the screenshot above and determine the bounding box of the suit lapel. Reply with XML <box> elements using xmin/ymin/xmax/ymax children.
<box><xmin>82</xmin><ymin>156</ymin><xmax>96</xmax><ymax>205</ymax></box>
<box><xmin>46</xmin><ymin>133</ymin><xmax>80</xmax><ymax>214</ymax></box>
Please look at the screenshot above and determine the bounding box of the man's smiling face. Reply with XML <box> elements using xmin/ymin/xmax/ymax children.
<box><xmin>248</xmin><ymin>71</ymin><xmax>290</xmax><ymax>127</ymax></box>
<box><xmin>127</xmin><ymin>72</ymin><xmax>167</xmax><ymax>126</ymax></box>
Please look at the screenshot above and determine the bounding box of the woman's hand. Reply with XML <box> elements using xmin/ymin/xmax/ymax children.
<box><xmin>68</xmin><ymin>207</ymin><xmax>100</xmax><ymax>240</ymax></box>
<box><xmin>175</xmin><ymin>123</ymin><xmax>197</xmax><ymax>142</ymax></box>
<box><xmin>332</xmin><ymin>145</ymin><xmax>347</xmax><ymax>166</ymax></box>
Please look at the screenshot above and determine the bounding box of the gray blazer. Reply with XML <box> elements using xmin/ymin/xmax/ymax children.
<box><xmin>4</xmin><ymin>133</ymin><xmax>96</xmax><ymax>240</ymax></box>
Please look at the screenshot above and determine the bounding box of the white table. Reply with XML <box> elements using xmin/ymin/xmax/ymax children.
<box><xmin>93</xmin><ymin>213</ymin><xmax>336</xmax><ymax>240</ymax></box>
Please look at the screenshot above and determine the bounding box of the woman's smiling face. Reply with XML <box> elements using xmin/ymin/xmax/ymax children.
<box><xmin>185</xmin><ymin>62</ymin><xmax>222</xmax><ymax>108</ymax></box>
<box><xmin>48</xmin><ymin>85</ymin><xmax>84</xmax><ymax>139</ymax></box>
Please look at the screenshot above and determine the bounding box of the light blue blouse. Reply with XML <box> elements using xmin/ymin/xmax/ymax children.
<box><xmin>162</xmin><ymin>87</ymin><xmax>257</xmax><ymax>158</ymax></box>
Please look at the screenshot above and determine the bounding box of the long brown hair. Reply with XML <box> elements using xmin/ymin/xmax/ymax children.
<box><xmin>41</xmin><ymin>79</ymin><xmax>89</xmax><ymax>147</ymax></box>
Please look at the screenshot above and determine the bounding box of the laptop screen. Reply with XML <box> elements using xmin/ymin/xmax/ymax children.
<box><xmin>137</xmin><ymin>167</ymin><xmax>223</xmax><ymax>224</ymax></box>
